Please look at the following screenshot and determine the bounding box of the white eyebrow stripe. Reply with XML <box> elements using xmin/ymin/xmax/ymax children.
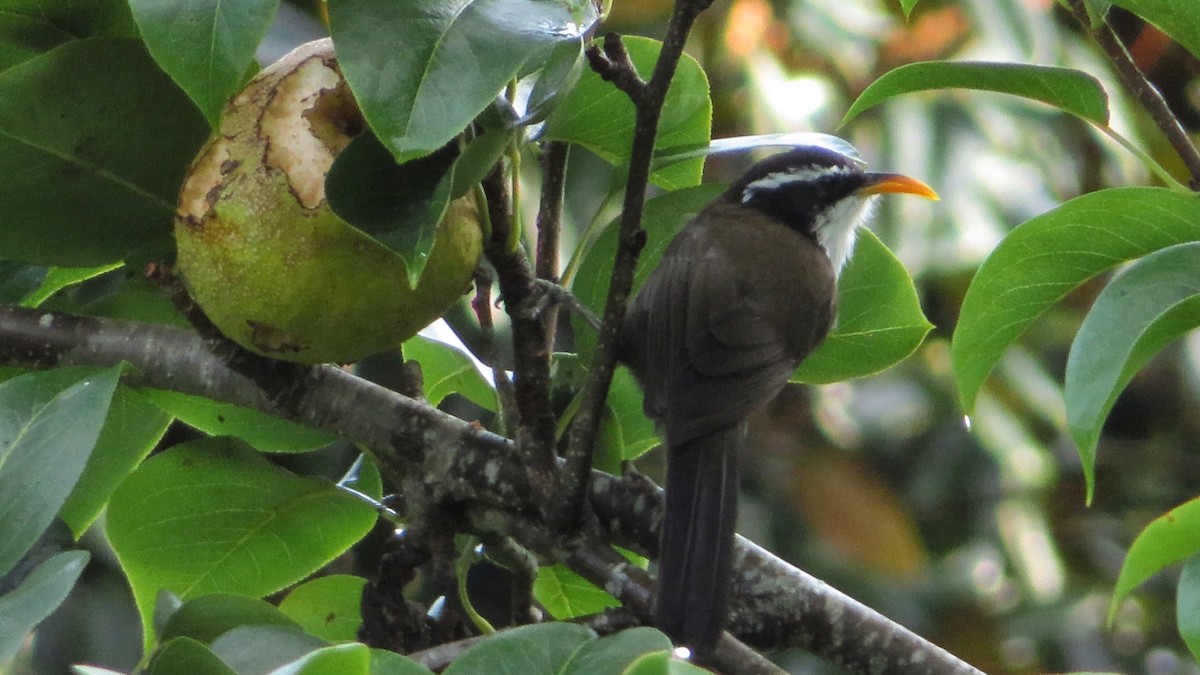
<box><xmin>740</xmin><ymin>165</ymin><xmax>854</xmax><ymax>202</ymax></box>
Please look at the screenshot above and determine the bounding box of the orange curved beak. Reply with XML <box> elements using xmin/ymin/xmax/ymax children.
<box><xmin>858</xmin><ymin>173</ymin><xmax>940</xmax><ymax>201</ymax></box>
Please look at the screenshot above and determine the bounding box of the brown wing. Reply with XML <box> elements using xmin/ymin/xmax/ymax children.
<box><xmin>622</xmin><ymin>202</ymin><xmax>837</xmax><ymax>446</ymax></box>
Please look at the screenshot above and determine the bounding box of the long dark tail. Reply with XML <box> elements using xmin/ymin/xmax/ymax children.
<box><xmin>654</xmin><ymin>424</ymin><xmax>742</xmax><ymax>651</ymax></box>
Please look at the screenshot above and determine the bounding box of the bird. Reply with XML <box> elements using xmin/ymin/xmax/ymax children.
<box><xmin>617</xmin><ymin>145</ymin><xmax>938</xmax><ymax>654</ymax></box>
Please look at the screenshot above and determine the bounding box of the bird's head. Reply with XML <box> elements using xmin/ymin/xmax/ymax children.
<box><xmin>728</xmin><ymin>146</ymin><xmax>939</xmax><ymax>276</ymax></box>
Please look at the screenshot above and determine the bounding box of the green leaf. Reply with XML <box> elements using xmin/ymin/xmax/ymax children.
<box><xmin>148</xmin><ymin>637</ymin><xmax>238</xmax><ymax>675</ymax></box>
<box><xmin>598</xmin><ymin>368</ymin><xmax>659</xmax><ymax>465</ymax></box>
<box><xmin>279</xmin><ymin>575</ymin><xmax>366</xmax><ymax>642</ymax></box>
<box><xmin>793</xmin><ymin>229</ymin><xmax>933</xmax><ymax>384</ymax></box>
<box><xmin>0</xmin><ymin>550</ymin><xmax>89</xmax><ymax>664</ymax></box>
<box><xmin>107</xmin><ymin>437</ymin><xmax>379</xmax><ymax>649</ymax></box>
<box><xmin>268</xmin><ymin>642</ymin><xmax>371</xmax><ymax>675</ymax></box>
<box><xmin>0</xmin><ymin>261</ymin><xmax>46</xmax><ymax>304</ymax></box>
<box><xmin>20</xmin><ymin>264</ymin><xmax>123</xmax><ymax>308</ymax></box>
<box><xmin>128</xmin><ymin>0</ymin><xmax>280</xmax><ymax>127</ymax></box>
<box><xmin>59</xmin><ymin>385</ymin><xmax>171</xmax><ymax>536</ymax></box>
<box><xmin>534</xmin><ymin>565</ymin><xmax>620</xmax><ymax>620</ymax></box>
<box><xmin>841</xmin><ymin>61</ymin><xmax>1109</xmax><ymax>127</ymax></box>
<box><xmin>1110</xmin><ymin>497</ymin><xmax>1200</xmax><ymax>622</ymax></box>
<box><xmin>210</xmin><ymin>625</ymin><xmax>329</xmax><ymax>674</ymax></box>
<box><xmin>327</xmin><ymin>0</ymin><xmax>585</xmax><ymax>162</ymax></box>
<box><xmin>953</xmin><ymin>187</ymin><xmax>1200</xmax><ymax>413</ymax></box>
<box><xmin>141</xmin><ymin>389</ymin><xmax>335</xmax><ymax>454</ymax></box>
<box><xmin>523</xmin><ymin>39</ymin><xmax>584</xmax><ymax>125</ymax></box>
<box><xmin>161</xmin><ymin>593</ymin><xmax>302</xmax><ymax>644</ymax></box>
<box><xmin>326</xmin><ymin>134</ymin><xmax>457</xmax><ymax>286</ymax></box>
<box><xmin>899</xmin><ymin>0</ymin><xmax>922</xmax><ymax>18</ymax></box>
<box><xmin>0</xmin><ymin>366</ymin><xmax>120</xmax><ymax>576</ymax></box>
<box><xmin>0</xmin><ymin>0</ymin><xmax>136</xmax><ymax>71</ymax></box>
<box><xmin>442</xmin><ymin>622</ymin><xmax>595</xmax><ymax>674</ymax></box>
<box><xmin>369</xmin><ymin>649</ymin><xmax>436</xmax><ymax>674</ymax></box>
<box><xmin>560</xmin><ymin>627</ymin><xmax>672</xmax><ymax>675</ymax></box>
<box><xmin>542</xmin><ymin>36</ymin><xmax>712</xmax><ymax>189</ymax></box>
<box><xmin>0</xmin><ymin>37</ymin><xmax>209</xmax><ymax>266</ymax></box>
<box><xmin>1065</xmin><ymin>242</ymin><xmax>1200</xmax><ymax>501</ymax></box>
<box><xmin>402</xmin><ymin>335</ymin><xmax>497</xmax><ymax>411</ymax></box>
<box><xmin>572</xmin><ymin>184</ymin><xmax>727</xmax><ymax>359</ymax></box>
<box><xmin>1178</xmin><ymin>554</ymin><xmax>1200</xmax><ymax>663</ymax></box>
<box><xmin>1110</xmin><ymin>0</ymin><xmax>1200</xmax><ymax>62</ymax></box>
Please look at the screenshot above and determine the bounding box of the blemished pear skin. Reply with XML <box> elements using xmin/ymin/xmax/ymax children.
<box><xmin>175</xmin><ymin>39</ymin><xmax>482</xmax><ymax>364</ymax></box>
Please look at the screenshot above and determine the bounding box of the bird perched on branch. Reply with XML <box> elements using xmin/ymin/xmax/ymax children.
<box><xmin>619</xmin><ymin>145</ymin><xmax>938</xmax><ymax>654</ymax></box>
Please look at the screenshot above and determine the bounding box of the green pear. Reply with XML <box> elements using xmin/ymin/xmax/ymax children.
<box><xmin>175</xmin><ymin>39</ymin><xmax>482</xmax><ymax>364</ymax></box>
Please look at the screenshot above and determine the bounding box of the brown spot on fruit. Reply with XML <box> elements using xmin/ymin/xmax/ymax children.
<box><xmin>246</xmin><ymin>319</ymin><xmax>309</xmax><ymax>354</ymax></box>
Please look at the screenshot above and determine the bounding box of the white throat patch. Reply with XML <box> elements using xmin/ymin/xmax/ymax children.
<box><xmin>814</xmin><ymin>194</ymin><xmax>878</xmax><ymax>277</ymax></box>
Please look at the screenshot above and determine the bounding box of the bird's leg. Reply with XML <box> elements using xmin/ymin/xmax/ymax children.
<box><xmin>511</xmin><ymin>279</ymin><xmax>602</xmax><ymax>331</ymax></box>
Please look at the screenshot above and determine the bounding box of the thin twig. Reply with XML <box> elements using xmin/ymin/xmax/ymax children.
<box><xmin>535</xmin><ymin>141</ymin><xmax>570</xmax><ymax>351</ymax></box>
<box><xmin>1068</xmin><ymin>0</ymin><xmax>1200</xmax><ymax>190</ymax></box>
<box><xmin>481</xmin><ymin>168</ymin><xmax>559</xmax><ymax>498</ymax></box>
<box><xmin>561</xmin><ymin>0</ymin><xmax>715</xmax><ymax>531</ymax></box>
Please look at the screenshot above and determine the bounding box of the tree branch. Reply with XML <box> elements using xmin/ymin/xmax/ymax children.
<box><xmin>0</xmin><ymin>305</ymin><xmax>981</xmax><ymax>674</ymax></box>
<box><xmin>481</xmin><ymin>168</ymin><xmax>560</xmax><ymax>504</ymax></box>
<box><xmin>562</xmin><ymin>0</ymin><xmax>715</xmax><ymax>531</ymax></box>
<box><xmin>1067</xmin><ymin>0</ymin><xmax>1200</xmax><ymax>189</ymax></box>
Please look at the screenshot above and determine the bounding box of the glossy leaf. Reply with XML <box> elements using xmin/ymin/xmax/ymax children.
<box><xmin>0</xmin><ymin>550</ymin><xmax>89</xmax><ymax>664</ymax></box>
<box><xmin>148</xmin><ymin>637</ymin><xmax>237</xmax><ymax>675</ymax></box>
<box><xmin>541</xmin><ymin>36</ymin><xmax>712</xmax><ymax>189</ymax></box>
<box><xmin>534</xmin><ymin>564</ymin><xmax>619</xmax><ymax>620</ymax></box>
<box><xmin>560</xmin><ymin>627</ymin><xmax>673</xmax><ymax>675</ymax></box>
<box><xmin>108</xmin><ymin>438</ymin><xmax>380</xmax><ymax>648</ymax></box>
<box><xmin>161</xmin><ymin>593</ymin><xmax>302</xmax><ymax>644</ymax></box>
<box><xmin>278</xmin><ymin>575</ymin><xmax>366</xmax><ymax>642</ymax></box>
<box><xmin>128</xmin><ymin>0</ymin><xmax>280</xmax><ymax>127</ymax></box>
<box><xmin>369</xmin><ymin>650</ymin><xmax>435</xmax><ymax>674</ymax></box>
<box><xmin>328</xmin><ymin>0</ymin><xmax>585</xmax><ymax>162</ymax></box>
<box><xmin>1065</xmin><ymin>243</ymin><xmax>1200</xmax><ymax>500</ymax></box>
<box><xmin>1110</xmin><ymin>0</ymin><xmax>1200</xmax><ymax>62</ymax></box>
<box><xmin>442</xmin><ymin>622</ymin><xmax>594</xmax><ymax>674</ymax></box>
<box><xmin>0</xmin><ymin>366</ymin><xmax>120</xmax><ymax>576</ymax></box>
<box><xmin>1110</xmin><ymin>497</ymin><xmax>1200</xmax><ymax>621</ymax></box>
<box><xmin>142</xmin><ymin>389</ymin><xmax>335</xmax><ymax>454</ymax></box>
<box><xmin>402</xmin><ymin>335</ymin><xmax>497</xmax><ymax>411</ymax></box>
<box><xmin>268</xmin><ymin>642</ymin><xmax>371</xmax><ymax>675</ymax></box>
<box><xmin>841</xmin><ymin>61</ymin><xmax>1109</xmax><ymax>127</ymax></box>
<box><xmin>1178</xmin><ymin>554</ymin><xmax>1200</xmax><ymax>663</ymax></box>
<box><xmin>20</xmin><ymin>264</ymin><xmax>122</xmax><ymax>308</ymax></box>
<box><xmin>953</xmin><ymin>187</ymin><xmax>1200</xmax><ymax>413</ymax></box>
<box><xmin>792</xmin><ymin>229</ymin><xmax>933</xmax><ymax>384</ymax></box>
<box><xmin>210</xmin><ymin>625</ymin><xmax>329</xmax><ymax>674</ymax></box>
<box><xmin>0</xmin><ymin>37</ymin><xmax>209</xmax><ymax>266</ymax></box>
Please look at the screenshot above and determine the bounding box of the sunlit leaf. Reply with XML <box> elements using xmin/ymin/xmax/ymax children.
<box><xmin>841</xmin><ymin>61</ymin><xmax>1109</xmax><ymax>127</ymax></box>
<box><xmin>108</xmin><ymin>438</ymin><xmax>380</xmax><ymax>649</ymax></box>
<box><xmin>953</xmin><ymin>187</ymin><xmax>1200</xmax><ymax>413</ymax></box>
<box><xmin>1110</xmin><ymin>497</ymin><xmax>1200</xmax><ymax>622</ymax></box>
<box><xmin>278</xmin><ymin>575</ymin><xmax>366</xmax><ymax>642</ymax></box>
<box><xmin>534</xmin><ymin>565</ymin><xmax>619</xmax><ymax>620</ymax></box>
<box><xmin>541</xmin><ymin>36</ymin><xmax>712</xmax><ymax>189</ymax></box>
<box><xmin>793</xmin><ymin>229</ymin><xmax>932</xmax><ymax>384</ymax></box>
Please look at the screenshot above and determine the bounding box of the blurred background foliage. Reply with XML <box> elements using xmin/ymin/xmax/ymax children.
<box><xmin>12</xmin><ymin>0</ymin><xmax>1200</xmax><ymax>673</ymax></box>
<box><xmin>603</xmin><ymin>0</ymin><xmax>1200</xmax><ymax>673</ymax></box>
